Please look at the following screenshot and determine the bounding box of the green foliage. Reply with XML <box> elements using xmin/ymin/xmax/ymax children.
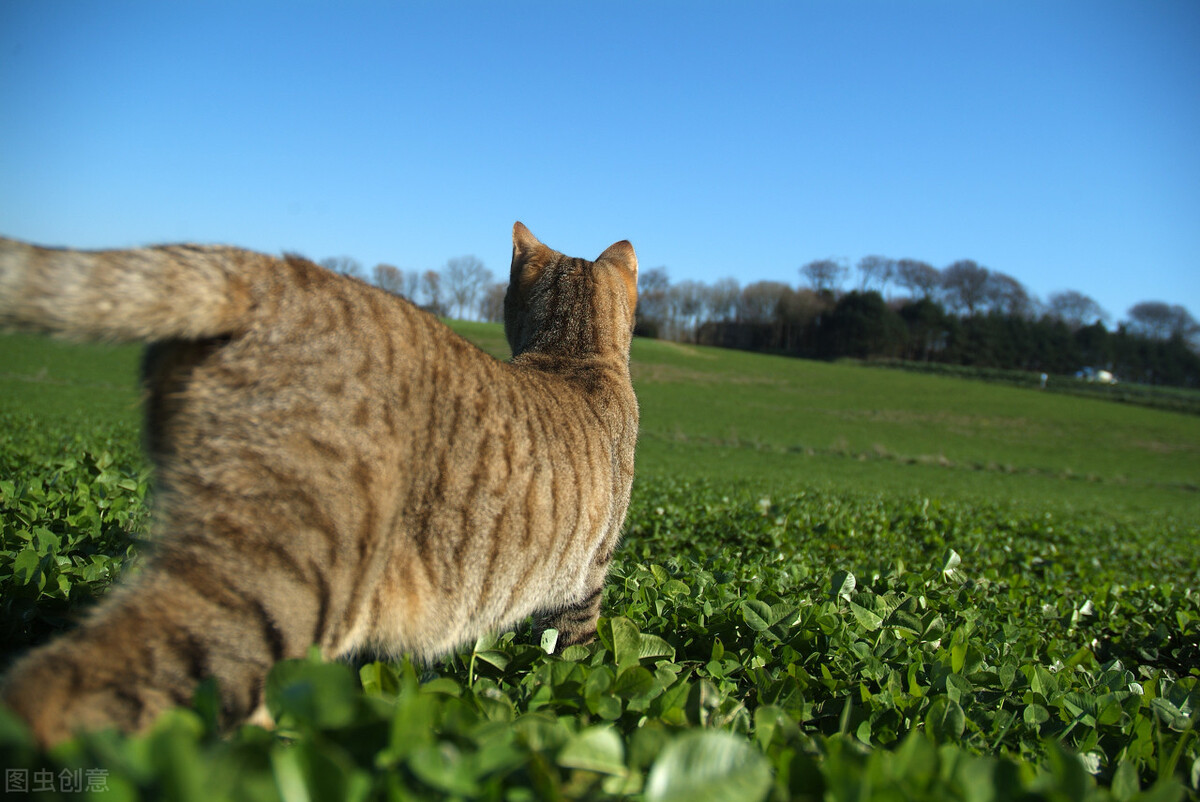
<box><xmin>1</xmin><ymin>329</ymin><xmax>1198</xmax><ymax>799</ymax></box>
<box><xmin>863</xmin><ymin>358</ymin><xmax>1200</xmax><ymax>417</ymax></box>
<box><xmin>3</xmin><ymin>463</ymin><xmax>1198</xmax><ymax>799</ymax></box>
<box><xmin>698</xmin><ymin>292</ymin><xmax>1200</xmax><ymax>391</ymax></box>
<box><xmin>0</xmin><ymin>413</ymin><xmax>148</xmax><ymax>658</ymax></box>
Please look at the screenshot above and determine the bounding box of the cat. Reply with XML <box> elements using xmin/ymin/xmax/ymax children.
<box><xmin>0</xmin><ymin>222</ymin><xmax>639</xmax><ymax>746</ymax></box>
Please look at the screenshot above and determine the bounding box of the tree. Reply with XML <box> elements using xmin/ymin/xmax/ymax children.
<box><xmin>667</xmin><ymin>280</ymin><xmax>706</xmax><ymax>341</ymax></box>
<box><xmin>899</xmin><ymin>298</ymin><xmax>954</xmax><ymax>361</ymax></box>
<box><xmin>443</xmin><ymin>255</ymin><xmax>492</xmax><ymax>320</ymax></box>
<box><xmin>1048</xmin><ymin>290</ymin><xmax>1108</xmax><ymax>330</ymax></box>
<box><xmin>635</xmin><ymin>267</ymin><xmax>670</xmax><ymax>338</ymax></box>
<box><xmin>1126</xmin><ymin>301</ymin><xmax>1199</xmax><ymax>344</ymax></box>
<box><xmin>372</xmin><ymin>263</ymin><xmax>405</xmax><ymax>295</ymax></box>
<box><xmin>319</xmin><ymin>256</ymin><xmax>364</xmax><ymax>281</ymax></box>
<box><xmin>704</xmin><ymin>278</ymin><xmax>740</xmax><ymax>323</ymax></box>
<box><xmin>941</xmin><ymin>260</ymin><xmax>989</xmax><ymax>315</ymax></box>
<box><xmin>983</xmin><ymin>271</ymin><xmax>1034</xmax><ymax>318</ymax></box>
<box><xmin>737</xmin><ymin>281</ymin><xmax>791</xmax><ymax>324</ymax></box>
<box><xmin>777</xmin><ymin>287</ymin><xmax>828</xmax><ymax>353</ymax></box>
<box><xmin>800</xmin><ymin>259</ymin><xmax>847</xmax><ymax>294</ymax></box>
<box><xmin>402</xmin><ymin>269</ymin><xmax>421</xmax><ymax>302</ymax></box>
<box><xmin>421</xmin><ymin>270</ymin><xmax>445</xmax><ymax>316</ymax></box>
<box><xmin>819</xmin><ymin>291</ymin><xmax>905</xmax><ymax>359</ymax></box>
<box><xmin>893</xmin><ymin>259</ymin><xmax>941</xmax><ymax>299</ymax></box>
<box><xmin>480</xmin><ymin>282</ymin><xmax>507</xmax><ymax>324</ymax></box>
<box><xmin>856</xmin><ymin>255</ymin><xmax>895</xmax><ymax>294</ymax></box>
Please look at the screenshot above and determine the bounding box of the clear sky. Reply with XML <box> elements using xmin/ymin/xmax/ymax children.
<box><xmin>2</xmin><ymin>0</ymin><xmax>1198</xmax><ymax>325</ymax></box>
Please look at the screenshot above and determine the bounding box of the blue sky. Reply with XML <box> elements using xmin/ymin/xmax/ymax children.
<box><xmin>2</xmin><ymin>1</ymin><xmax>1198</xmax><ymax>324</ymax></box>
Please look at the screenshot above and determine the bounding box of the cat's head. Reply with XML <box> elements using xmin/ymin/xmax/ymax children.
<box><xmin>504</xmin><ymin>222</ymin><xmax>638</xmax><ymax>361</ymax></box>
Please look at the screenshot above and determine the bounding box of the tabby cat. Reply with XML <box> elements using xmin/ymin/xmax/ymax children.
<box><xmin>0</xmin><ymin>222</ymin><xmax>639</xmax><ymax>746</ymax></box>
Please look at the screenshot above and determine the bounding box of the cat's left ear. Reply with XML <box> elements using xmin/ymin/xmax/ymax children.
<box><xmin>512</xmin><ymin>222</ymin><xmax>543</xmax><ymax>263</ymax></box>
<box><xmin>511</xmin><ymin>221</ymin><xmax>550</xmax><ymax>286</ymax></box>
<box><xmin>596</xmin><ymin>240</ymin><xmax>638</xmax><ymax>277</ymax></box>
<box><xmin>596</xmin><ymin>239</ymin><xmax>638</xmax><ymax>312</ymax></box>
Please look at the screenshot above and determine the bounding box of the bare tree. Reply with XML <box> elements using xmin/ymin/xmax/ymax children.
<box><xmin>480</xmin><ymin>282</ymin><xmax>507</xmax><ymax>323</ymax></box>
<box><xmin>421</xmin><ymin>270</ymin><xmax>444</xmax><ymax>316</ymax></box>
<box><xmin>635</xmin><ymin>266</ymin><xmax>671</xmax><ymax>337</ymax></box>
<box><xmin>893</xmin><ymin>259</ymin><xmax>941</xmax><ymax>299</ymax></box>
<box><xmin>800</xmin><ymin>259</ymin><xmax>847</xmax><ymax>294</ymax></box>
<box><xmin>941</xmin><ymin>259</ymin><xmax>990</xmax><ymax>315</ymax></box>
<box><xmin>667</xmin><ymin>280</ymin><xmax>706</xmax><ymax>341</ymax></box>
<box><xmin>779</xmin><ymin>287</ymin><xmax>827</xmax><ymax>329</ymax></box>
<box><xmin>705</xmin><ymin>277</ymin><xmax>740</xmax><ymax>322</ymax></box>
<box><xmin>984</xmin><ymin>271</ymin><xmax>1035</xmax><ymax>318</ymax></box>
<box><xmin>1126</xmin><ymin>301</ymin><xmax>1199</xmax><ymax>342</ymax></box>
<box><xmin>856</xmin><ymin>255</ymin><xmax>895</xmax><ymax>294</ymax></box>
<box><xmin>1048</xmin><ymin>290</ymin><xmax>1108</xmax><ymax>329</ymax></box>
<box><xmin>373</xmin><ymin>263</ymin><xmax>405</xmax><ymax>295</ymax></box>
<box><xmin>443</xmin><ymin>255</ymin><xmax>492</xmax><ymax>320</ymax></box>
<box><xmin>402</xmin><ymin>269</ymin><xmax>421</xmax><ymax>302</ymax></box>
<box><xmin>319</xmin><ymin>256</ymin><xmax>365</xmax><ymax>281</ymax></box>
<box><xmin>737</xmin><ymin>281</ymin><xmax>791</xmax><ymax>324</ymax></box>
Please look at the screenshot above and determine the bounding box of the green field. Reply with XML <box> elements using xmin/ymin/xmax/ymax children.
<box><xmin>1</xmin><ymin>326</ymin><xmax>1198</xmax><ymax>800</ymax></box>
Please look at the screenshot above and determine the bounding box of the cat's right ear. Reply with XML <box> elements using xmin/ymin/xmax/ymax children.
<box><xmin>512</xmin><ymin>222</ymin><xmax>542</xmax><ymax>263</ymax></box>
<box><xmin>597</xmin><ymin>239</ymin><xmax>639</xmax><ymax>314</ymax></box>
<box><xmin>511</xmin><ymin>222</ymin><xmax>546</xmax><ymax>285</ymax></box>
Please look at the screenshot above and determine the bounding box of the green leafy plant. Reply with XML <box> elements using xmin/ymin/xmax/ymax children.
<box><xmin>1</xmin><ymin>329</ymin><xmax>1197</xmax><ymax>800</ymax></box>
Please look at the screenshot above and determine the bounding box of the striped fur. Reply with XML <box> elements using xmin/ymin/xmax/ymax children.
<box><xmin>0</xmin><ymin>222</ymin><xmax>638</xmax><ymax>746</ymax></box>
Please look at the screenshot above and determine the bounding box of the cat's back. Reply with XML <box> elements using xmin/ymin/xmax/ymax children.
<box><xmin>140</xmin><ymin>263</ymin><xmax>488</xmax><ymax>529</ymax></box>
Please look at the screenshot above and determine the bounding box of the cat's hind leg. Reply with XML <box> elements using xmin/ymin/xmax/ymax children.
<box><xmin>0</xmin><ymin>546</ymin><xmax>324</xmax><ymax>746</ymax></box>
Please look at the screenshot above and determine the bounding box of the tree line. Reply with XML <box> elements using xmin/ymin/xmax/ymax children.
<box><xmin>320</xmin><ymin>252</ymin><xmax>1200</xmax><ymax>388</ymax></box>
<box><xmin>318</xmin><ymin>254</ymin><xmax>507</xmax><ymax>323</ymax></box>
<box><xmin>637</xmin><ymin>257</ymin><xmax>1200</xmax><ymax>388</ymax></box>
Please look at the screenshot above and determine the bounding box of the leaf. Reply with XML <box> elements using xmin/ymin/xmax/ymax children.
<box><xmin>408</xmin><ymin>743</ymin><xmax>481</xmax><ymax>795</ymax></box>
<box><xmin>849</xmin><ymin>600</ymin><xmax>883</xmax><ymax>631</ymax></box>
<box><xmin>613</xmin><ymin>666</ymin><xmax>662</xmax><ymax>704</ymax></box>
<box><xmin>742</xmin><ymin>600</ymin><xmax>774</xmax><ymax>632</ymax></box>
<box><xmin>608</xmin><ymin>616</ymin><xmax>674</xmax><ymax>668</ymax></box>
<box><xmin>265</xmin><ymin>658</ymin><xmax>359</xmax><ymax>729</ymax></box>
<box><xmin>637</xmin><ymin>632</ymin><xmax>676</xmax><ymax>663</ymax></box>
<box><xmin>1149</xmin><ymin>697</ymin><xmax>1192</xmax><ymax>731</ymax></box>
<box><xmin>11</xmin><ymin>548</ymin><xmax>42</xmax><ymax>587</ymax></box>
<box><xmin>645</xmin><ymin>731</ymin><xmax>772</xmax><ymax>802</ymax></box>
<box><xmin>753</xmin><ymin>704</ymin><xmax>795</xmax><ymax>751</ymax></box>
<box><xmin>941</xmin><ymin>548</ymin><xmax>961</xmax><ymax>575</ymax></box>
<box><xmin>830</xmin><ymin>570</ymin><xmax>856</xmax><ymax>599</ymax></box>
<box><xmin>925</xmin><ymin>697</ymin><xmax>966</xmax><ymax>743</ymax></box>
<box><xmin>944</xmin><ymin>673</ymin><xmax>972</xmax><ymax>705</ymax></box>
<box><xmin>1110</xmin><ymin>759</ymin><xmax>1139</xmax><ymax>802</ymax></box>
<box><xmin>1023</xmin><ymin>703</ymin><xmax>1050</xmax><ymax>727</ymax></box>
<box><xmin>474</xmin><ymin>649</ymin><xmax>511</xmax><ymax>672</ymax></box>
<box><xmin>662</xmin><ymin>579</ymin><xmax>691</xmax><ymax>597</ymax></box>
<box><xmin>558</xmin><ymin>725</ymin><xmax>627</xmax><ymax>776</ymax></box>
<box><xmin>610</xmin><ymin>617</ymin><xmax>644</xmax><ymax>669</ymax></box>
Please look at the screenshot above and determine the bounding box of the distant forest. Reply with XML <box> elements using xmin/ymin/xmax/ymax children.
<box><xmin>323</xmin><ymin>253</ymin><xmax>1200</xmax><ymax>390</ymax></box>
<box><xmin>636</xmin><ymin>258</ymin><xmax>1200</xmax><ymax>390</ymax></box>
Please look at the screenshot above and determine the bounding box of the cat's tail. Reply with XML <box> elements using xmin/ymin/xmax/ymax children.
<box><xmin>0</xmin><ymin>237</ymin><xmax>277</xmax><ymax>342</ymax></box>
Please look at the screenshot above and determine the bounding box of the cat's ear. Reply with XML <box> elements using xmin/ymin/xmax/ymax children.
<box><xmin>596</xmin><ymin>240</ymin><xmax>638</xmax><ymax>277</ymax></box>
<box><xmin>512</xmin><ymin>222</ymin><xmax>543</xmax><ymax>263</ymax></box>
<box><xmin>511</xmin><ymin>221</ymin><xmax>549</xmax><ymax>286</ymax></box>
<box><xmin>597</xmin><ymin>239</ymin><xmax>638</xmax><ymax>312</ymax></box>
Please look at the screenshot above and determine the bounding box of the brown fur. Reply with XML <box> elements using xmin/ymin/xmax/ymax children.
<box><xmin>0</xmin><ymin>222</ymin><xmax>638</xmax><ymax>746</ymax></box>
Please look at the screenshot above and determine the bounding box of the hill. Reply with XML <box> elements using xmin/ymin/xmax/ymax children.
<box><xmin>2</xmin><ymin>325</ymin><xmax>1197</xmax><ymax>519</ymax></box>
<box><xmin>1</xmin><ymin>325</ymin><xmax>1198</xmax><ymax>798</ymax></box>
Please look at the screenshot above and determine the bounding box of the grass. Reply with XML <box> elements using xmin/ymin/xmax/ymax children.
<box><xmin>0</xmin><ymin>333</ymin><xmax>143</xmax><ymax>426</ymax></box>
<box><xmin>626</xmin><ymin>337</ymin><xmax>1200</xmax><ymax>518</ymax></box>
<box><xmin>0</xmin><ymin>324</ymin><xmax>1198</xmax><ymax>800</ymax></box>
<box><xmin>4</xmin><ymin>326</ymin><xmax>1197</xmax><ymax>520</ymax></box>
